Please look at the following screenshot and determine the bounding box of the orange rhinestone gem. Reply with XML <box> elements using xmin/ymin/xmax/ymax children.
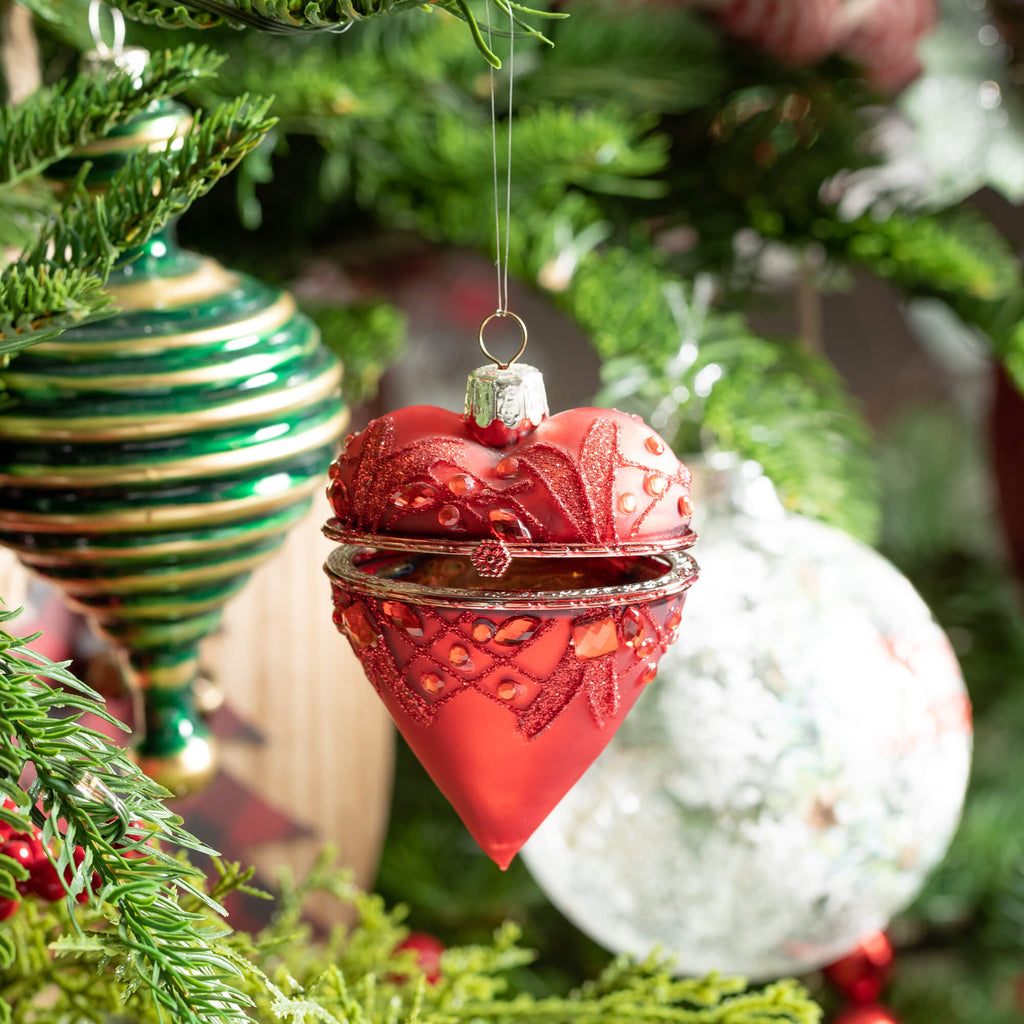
<box><xmin>472</xmin><ymin>619</ymin><xmax>496</xmax><ymax>642</ymax></box>
<box><xmin>382</xmin><ymin>601</ymin><xmax>424</xmax><ymax>639</ymax></box>
<box><xmin>448</xmin><ymin>644</ymin><xmax>472</xmax><ymax>668</ymax></box>
<box><xmin>392</xmin><ymin>481</ymin><xmax>439</xmax><ymax>509</ymax></box>
<box><xmin>637</xmin><ymin>637</ymin><xmax>658</xmax><ymax>660</ymax></box>
<box><xmin>489</xmin><ymin>509</ymin><xmax>531</xmax><ymax>542</ymax></box>
<box><xmin>678</xmin><ymin>494</ymin><xmax>694</xmax><ymax>518</ymax></box>
<box><xmin>572</xmin><ymin>616</ymin><xmax>619</xmax><ymax>660</ymax></box>
<box><xmin>342</xmin><ymin>604</ymin><xmax>379</xmax><ymax>650</ymax></box>
<box><xmin>421</xmin><ymin>672</ymin><xmax>444</xmax><ymax>694</ymax></box>
<box><xmin>644</xmin><ymin>473</ymin><xmax>668</xmax><ymax>497</ymax></box>
<box><xmin>450</xmin><ymin>473</ymin><xmax>476</xmax><ymax>496</ymax></box>
<box><xmin>618</xmin><ymin>493</ymin><xmax>637</xmax><ymax>514</ymax></box>
<box><xmin>438</xmin><ymin>504</ymin><xmax>461</xmax><ymax>529</ymax></box>
<box><xmin>494</xmin><ymin>616</ymin><xmax>540</xmax><ymax>645</ymax></box>
<box><xmin>496</xmin><ymin>680</ymin><xmax>520</xmax><ymax>701</ymax></box>
<box><xmin>328</xmin><ymin>478</ymin><xmax>350</xmax><ymax>515</ymax></box>
<box><xmin>639</xmin><ymin>662</ymin><xmax>658</xmax><ymax>686</ymax></box>
<box><xmin>644</xmin><ymin>436</ymin><xmax>666</xmax><ymax>456</ymax></box>
<box><xmin>496</xmin><ymin>457</ymin><xmax>519</xmax><ymax>478</ymax></box>
<box><xmin>621</xmin><ymin>607</ymin><xmax>646</xmax><ymax>649</ymax></box>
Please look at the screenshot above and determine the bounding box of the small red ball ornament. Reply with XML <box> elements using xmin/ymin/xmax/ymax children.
<box><xmin>325</xmin><ymin>359</ymin><xmax>698</xmax><ymax>868</ymax></box>
<box><xmin>832</xmin><ymin>1005</ymin><xmax>901</xmax><ymax>1024</ymax></box>
<box><xmin>824</xmin><ymin>931</ymin><xmax>894</xmax><ymax>1004</ymax></box>
<box><xmin>394</xmin><ymin>932</ymin><xmax>445</xmax><ymax>984</ymax></box>
<box><xmin>1</xmin><ymin>836</ymin><xmax>37</xmax><ymax>873</ymax></box>
<box><xmin>0</xmin><ymin>897</ymin><xmax>18</xmax><ymax>921</ymax></box>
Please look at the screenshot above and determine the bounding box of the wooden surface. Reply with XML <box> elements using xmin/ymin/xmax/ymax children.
<box><xmin>0</xmin><ymin>547</ymin><xmax>28</xmax><ymax>613</ymax></box>
<box><xmin>206</xmin><ymin>500</ymin><xmax>395</xmax><ymax>898</ymax></box>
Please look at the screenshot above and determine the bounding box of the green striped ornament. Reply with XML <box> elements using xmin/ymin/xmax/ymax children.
<box><xmin>0</xmin><ymin>104</ymin><xmax>345</xmax><ymax>793</ymax></box>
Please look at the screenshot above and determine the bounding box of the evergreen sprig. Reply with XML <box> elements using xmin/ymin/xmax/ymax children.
<box><xmin>1</xmin><ymin>95</ymin><xmax>275</xmax><ymax>356</ymax></box>
<box><xmin>228</xmin><ymin>852</ymin><xmax>823</xmax><ymax>1024</ymax></box>
<box><xmin>0</xmin><ymin>605</ymin><xmax>251</xmax><ymax>1024</ymax></box>
<box><xmin>568</xmin><ymin>249</ymin><xmax>880</xmax><ymax>541</ymax></box>
<box><xmin>109</xmin><ymin>0</ymin><xmax>562</xmax><ymax>67</ymax></box>
<box><xmin>0</xmin><ymin>265</ymin><xmax>114</xmax><ymax>352</ymax></box>
<box><xmin>0</xmin><ymin>45</ymin><xmax>226</xmax><ymax>189</ymax></box>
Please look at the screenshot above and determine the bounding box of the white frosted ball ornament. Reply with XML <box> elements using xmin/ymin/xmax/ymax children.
<box><xmin>522</xmin><ymin>461</ymin><xmax>972</xmax><ymax>980</ymax></box>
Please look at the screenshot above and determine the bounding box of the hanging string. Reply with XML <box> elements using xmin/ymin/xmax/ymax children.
<box><xmin>485</xmin><ymin>1</ymin><xmax>515</xmax><ymax>315</ymax></box>
<box><xmin>478</xmin><ymin>2</ymin><xmax>528</xmax><ymax>370</ymax></box>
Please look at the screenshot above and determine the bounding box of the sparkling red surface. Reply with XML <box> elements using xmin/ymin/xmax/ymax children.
<box><xmin>329</xmin><ymin>553</ymin><xmax>688</xmax><ymax>868</ymax></box>
<box><xmin>327</xmin><ymin>405</ymin><xmax>693</xmax><ymax>555</ymax></box>
<box><xmin>325</xmin><ymin>400</ymin><xmax>697</xmax><ymax>867</ymax></box>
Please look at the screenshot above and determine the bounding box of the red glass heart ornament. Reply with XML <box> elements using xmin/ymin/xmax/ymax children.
<box><xmin>324</xmin><ymin>362</ymin><xmax>698</xmax><ymax>868</ymax></box>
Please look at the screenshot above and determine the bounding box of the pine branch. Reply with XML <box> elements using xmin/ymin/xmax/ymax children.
<box><xmin>0</xmin><ymin>44</ymin><xmax>226</xmax><ymax>189</ymax></box>
<box><xmin>229</xmin><ymin>853</ymin><xmax>822</xmax><ymax>1024</ymax></box>
<box><xmin>0</xmin><ymin>605</ymin><xmax>252</xmax><ymax>1024</ymax></box>
<box><xmin>108</xmin><ymin>0</ymin><xmax>561</xmax><ymax>66</ymax></box>
<box><xmin>816</xmin><ymin>207</ymin><xmax>1022</xmax><ymax>304</ymax></box>
<box><xmin>0</xmin><ymin>265</ymin><xmax>114</xmax><ymax>351</ymax></box>
<box><xmin>569</xmin><ymin>248</ymin><xmax>880</xmax><ymax>542</ymax></box>
<box><xmin>1</xmin><ymin>94</ymin><xmax>275</xmax><ymax>356</ymax></box>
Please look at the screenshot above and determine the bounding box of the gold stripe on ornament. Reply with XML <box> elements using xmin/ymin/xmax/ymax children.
<box><xmin>0</xmin><ymin>475</ymin><xmax>325</xmax><ymax>533</ymax></box>
<box><xmin>53</xmin><ymin>549</ymin><xmax>273</xmax><ymax>595</ymax></box>
<box><xmin>0</xmin><ymin>411</ymin><xmax>346</xmax><ymax>487</ymax></box>
<box><xmin>9</xmin><ymin>513</ymin><xmax>304</xmax><ymax>566</ymax></box>
<box><xmin>70</xmin><ymin>591</ymin><xmax>240</xmax><ymax>621</ymax></box>
<box><xmin>129</xmin><ymin>658</ymin><xmax>198</xmax><ymax>690</ymax></box>
<box><xmin>2</xmin><ymin>329</ymin><xmax>311</xmax><ymax>390</ymax></box>
<box><xmin>0</xmin><ymin>363</ymin><xmax>343</xmax><ymax>441</ymax></box>
<box><xmin>72</xmin><ymin>115</ymin><xmax>193</xmax><ymax>157</ymax></box>
<box><xmin>31</xmin><ymin>290</ymin><xmax>293</xmax><ymax>357</ymax></box>
<box><xmin>107</xmin><ymin>258</ymin><xmax>238</xmax><ymax>311</ymax></box>
<box><xmin>135</xmin><ymin>740</ymin><xmax>217</xmax><ymax>799</ymax></box>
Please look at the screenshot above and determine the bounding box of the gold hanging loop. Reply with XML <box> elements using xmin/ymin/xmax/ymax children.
<box><xmin>478</xmin><ymin>309</ymin><xmax>528</xmax><ymax>370</ymax></box>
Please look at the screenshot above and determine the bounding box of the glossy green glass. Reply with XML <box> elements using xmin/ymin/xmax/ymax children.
<box><xmin>0</xmin><ymin>106</ymin><xmax>345</xmax><ymax>792</ymax></box>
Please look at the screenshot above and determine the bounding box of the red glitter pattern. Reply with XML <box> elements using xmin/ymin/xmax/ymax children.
<box><xmin>327</xmin><ymin>406</ymin><xmax>694</xmax><ymax>553</ymax></box>
<box><xmin>329</xmin><ymin>585</ymin><xmax>684</xmax><ymax>738</ymax></box>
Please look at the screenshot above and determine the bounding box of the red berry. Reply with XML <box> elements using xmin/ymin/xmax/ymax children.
<box><xmin>394</xmin><ymin>932</ymin><xmax>445</xmax><ymax>984</ymax></box>
<box><xmin>2</xmin><ymin>836</ymin><xmax>37</xmax><ymax>872</ymax></box>
<box><xmin>824</xmin><ymin>932</ymin><xmax>894</xmax><ymax>1004</ymax></box>
<box><xmin>13</xmin><ymin>837</ymin><xmax>45</xmax><ymax>896</ymax></box>
<box><xmin>0</xmin><ymin>898</ymin><xmax>19</xmax><ymax>921</ymax></box>
<box><xmin>30</xmin><ymin>849</ymin><xmax>65</xmax><ymax>902</ymax></box>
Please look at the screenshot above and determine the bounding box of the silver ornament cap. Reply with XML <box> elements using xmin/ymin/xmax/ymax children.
<box><xmin>464</xmin><ymin>363</ymin><xmax>548</xmax><ymax>448</ymax></box>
